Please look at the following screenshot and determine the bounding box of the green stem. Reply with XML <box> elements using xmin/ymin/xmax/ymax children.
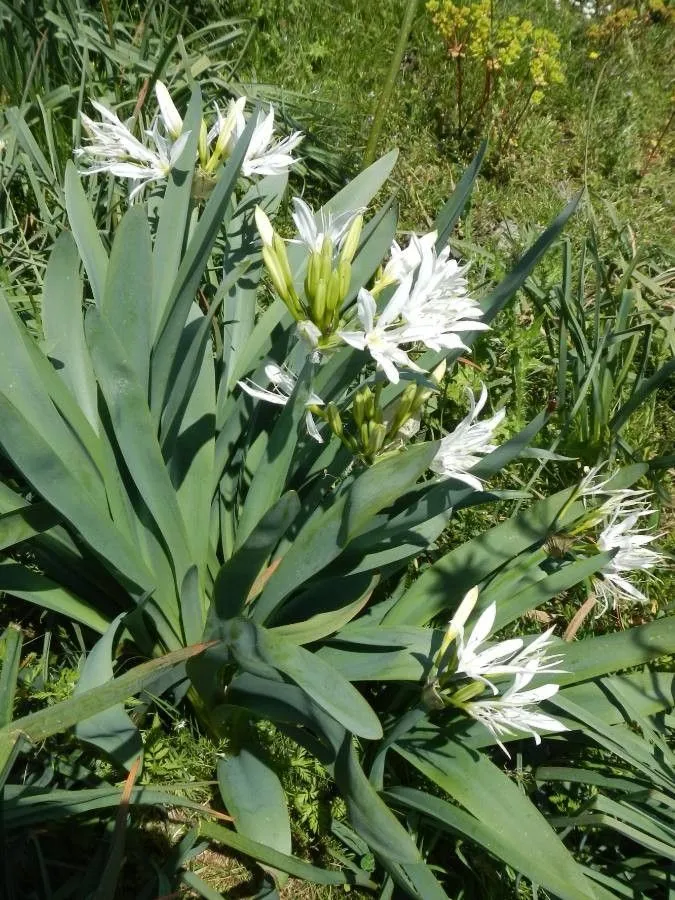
<box><xmin>363</xmin><ymin>0</ymin><xmax>420</xmax><ymax>167</ymax></box>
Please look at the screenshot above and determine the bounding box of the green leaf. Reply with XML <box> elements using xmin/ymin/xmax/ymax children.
<box><xmin>41</xmin><ymin>231</ymin><xmax>98</xmax><ymax>429</ymax></box>
<box><xmin>206</xmin><ymin>492</ymin><xmax>300</xmax><ymax>630</ymax></box>
<box><xmin>152</xmin><ymin>86</ymin><xmax>201</xmax><ymax>338</ymax></box>
<box><xmin>0</xmin><ymin>502</ymin><xmax>61</xmax><ymax>551</ymax></box>
<box><xmin>102</xmin><ymin>203</ymin><xmax>153</xmax><ymax>397</ymax></box>
<box><xmin>0</xmin><ymin>397</ymin><xmax>151</xmax><ymax>592</ymax></box>
<box><xmin>396</xmin><ymin>730</ymin><xmax>598</xmax><ymax>900</ymax></box>
<box><xmin>334</xmin><ymin>736</ymin><xmax>449</xmax><ymax>900</ymax></box>
<box><xmin>217</xmin><ymin>745</ymin><xmax>292</xmax><ymax>886</ymax></box>
<box><xmin>198</xmin><ymin>818</ymin><xmax>376</xmax><ymax>888</ymax></box>
<box><xmin>237</xmin><ymin>361</ymin><xmax>313</xmax><ymax>548</ymax></box>
<box><xmin>150</xmin><ymin>111</ymin><xmax>258</xmax><ymax>418</ymax></box>
<box><xmin>75</xmin><ymin>614</ymin><xmax>142</xmax><ymax>770</ymax></box>
<box><xmin>558</xmin><ymin>616</ymin><xmax>675</xmax><ymax>687</ymax></box>
<box><xmin>0</xmin><ymin>624</ymin><xmax>22</xmax><ymax>728</ymax></box>
<box><xmin>65</xmin><ymin>160</ymin><xmax>109</xmax><ymax>304</ymax></box>
<box><xmin>611</xmin><ymin>356</ymin><xmax>675</xmax><ymax>433</ymax></box>
<box><xmin>85</xmin><ymin>305</ymin><xmax>192</xmax><ymax>586</ymax></box>
<box><xmin>180</xmin><ymin>565</ymin><xmax>205</xmax><ymax>647</ymax></box>
<box><xmin>434</xmin><ymin>140</ymin><xmax>486</xmax><ymax>249</ymax></box>
<box><xmin>225</xmin><ymin>619</ymin><xmax>383</xmax><ymax>740</ymax></box>
<box><xmin>269</xmin><ymin>576</ymin><xmax>376</xmax><ymax>645</ymax></box>
<box><xmin>254</xmin><ymin>441</ymin><xmax>439</xmax><ymax>623</ymax></box>
<box><xmin>0</xmin><ymin>643</ymin><xmax>210</xmax><ymax>770</ymax></box>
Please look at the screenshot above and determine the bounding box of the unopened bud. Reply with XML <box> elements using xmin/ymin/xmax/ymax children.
<box><xmin>273</xmin><ymin>233</ymin><xmax>294</xmax><ymax>288</ymax></box>
<box><xmin>340</xmin><ymin>214</ymin><xmax>363</xmax><ymax>264</ymax></box>
<box><xmin>367</xmin><ymin>421</ymin><xmax>387</xmax><ymax>456</ymax></box>
<box><xmin>352</xmin><ymin>390</ymin><xmax>367</xmax><ymax>428</ymax></box>
<box><xmin>326</xmin><ymin>403</ymin><xmax>343</xmax><ymax>438</ymax></box>
<box><xmin>198</xmin><ymin>119</ymin><xmax>209</xmax><ymax>168</ymax></box>
<box><xmin>263</xmin><ymin>246</ymin><xmax>294</xmax><ymax>309</ymax></box>
<box><xmin>337</xmin><ymin>258</ymin><xmax>351</xmax><ymax>305</ymax></box>
<box><xmin>305</xmin><ymin>251</ymin><xmax>321</xmax><ymax>303</ymax></box>
<box><xmin>255</xmin><ymin>206</ymin><xmax>274</xmax><ymax>247</ymax></box>
<box><xmin>325</xmin><ymin>269</ymin><xmax>342</xmax><ymax>327</ymax></box>
<box><xmin>310</xmin><ymin>278</ymin><xmax>327</xmax><ymax>325</ymax></box>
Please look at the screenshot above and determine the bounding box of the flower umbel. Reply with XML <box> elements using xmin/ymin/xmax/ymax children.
<box><xmin>429</xmin><ymin>385</ymin><xmax>505</xmax><ymax>489</ymax></box>
<box><xmin>593</xmin><ymin>501</ymin><xmax>666</xmax><ymax>610</ymax></box>
<box><xmin>464</xmin><ymin>667</ymin><xmax>567</xmax><ymax>757</ymax></box>
<box><xmin>75</xmin><ymin>97</ymin><xmax>190</xmax><ymax>200</ymax></box>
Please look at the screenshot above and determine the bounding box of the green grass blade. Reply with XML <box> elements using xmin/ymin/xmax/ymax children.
<box><xmin>0</xmin><ymin>624</ymin><xmax>22</xmax><ymax>728</ymax></box>
<box><xmin>65</xmin><ymin>160</ymin><xmax>109</xmax><ymax>304</ymax></box>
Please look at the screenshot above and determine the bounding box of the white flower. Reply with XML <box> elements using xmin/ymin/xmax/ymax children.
<box><xmin>402</xmin><ymin>234</ymin><xmax>487</xmax><ymax>351</ymax></box>
<box><xmin>382</xmin><ymin>231</ymin><xmax>437</xmax><ymax>284</ymax></box>
<box><xmin>429</xmin><ymin>385</ymin><xmax>505</xmax><ymax>489</ymax></box>
<box><xmin>209</xmin><ymin>99</ymin><xmax>303</xmax><ymax>177</ymax></box>
<box><xmin>455</xmin><ymin>601</ymin><xmax>564</xmax><ymax>694</ymax></box>
<box><xmin>238</xmin><ymin>363</ymin><xmax>324</xmax><ymax>442</ymax></box>
<box><xmin>338</xmin><ymin>283</ymin><xmax>424</xmax><ymax>384</ymax></box>
<box><xmin>75</xmin><ymin>99</ymin><xmax>190</xmax><ymax>200</ymax></box>
<box><xmin>291</xmin><ymin>197</ymin><xmax>361</xmax><ymax>254</ymax></box>
<box><xmin>593</xmin><ymin>502</ymin><xmax>666</xmax><ymax>609</ymax></box>
<box><xmin>465</xmin><ymin>665</ymin><xmax>568</xmax><ymax>757</ymax></box>
<box><xmin>379</xmin><ymin>231</ymin><xmax>487</xmax><ymax>353</ymax></box>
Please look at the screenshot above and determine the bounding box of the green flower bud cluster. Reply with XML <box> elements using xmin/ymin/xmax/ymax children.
<box><xmin>255</xmin><ymin>206</ymin><xmax>363</xmax><ymax>347</ymax></box>
<box><xmin>319</xmin><ymin>361</ymin><xmax>446</xmax><ymax>466</ymax></box>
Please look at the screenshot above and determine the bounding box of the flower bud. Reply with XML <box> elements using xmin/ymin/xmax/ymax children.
<box><xmin>325</xmin><ymin>403</ymin><xmax>343</xmax><ymax>438</ymax></box>
<box><xmin>198</xmin><ymin>118</ymin><xmax>209</xmax><ymax>168</ymax></box>
<box><xmin>310</xmin><ymin>278</ymin><xmax>327</xmax><ymax>325</ymax></box>
<box><xmin>340</xmin><ymin>214</ymin><xmax>363</xmax><ymax>264</ymax></box>
<box><xmin>352</xmin><ymin>390</ymin><xmax>367</xmax><ymax>428</ymax></box>
<box><xmin>273</xmin><ymin>233</ymin><xmax>294</xmax><ymax>289</ymax></box>
<box><xmin>255</xmin><ymin>206</ymin><xmax>275</xmax><ymax>247</ymax></box>
<box><xmin>263</xmin><ymin>246</ymin><xmax>294</xmax><ymax>309</ymax></box>
<box><xmin>367</xmin><ymin>421</ymin><xmax>387</xmax><ymax>456</ymax></box>
<box><xmin>305</xmin><ymin>251</ymin><xmax>321</xmax><ymax>303</ymax></box>
<box><xmin>337</xmin><ymin>258</ymin><xmax>351</xmax><ymax>305</ymax></box>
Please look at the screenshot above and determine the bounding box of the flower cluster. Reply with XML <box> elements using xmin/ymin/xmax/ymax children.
<box><xmin>553</xmin><ymin>466</ymin><xmax>668</xmax><ymax>612</ymax></box>
<box><xmin>427</xmin><ymin>589</ymin><xmax>567</xmax><ymax>756</ymax></box>
<box><xmin>75</xmin><ymin>81</ymin><xmax>303</xmax><ymax>200</ymax></box>
<box><xmin>251</xmin><ymin>200</ymin><xmax>505</xmax><ymax>481</ymax></box>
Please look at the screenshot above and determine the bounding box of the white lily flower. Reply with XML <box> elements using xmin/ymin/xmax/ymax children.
<box><xmin>465</xmin><ymin>665</ymin><xmax>568</xmax><ymax>757</ymax></box>
<box><xmin>593</xmin><ymin>502</ymin><xmax>666</xmax><ymax>609</ymax></box>
<box><xmin>238</xmin><ymin>363</ymin><xmax>324</xmax><ymax>442</ymax></box>
<box><xmin>429</xmin><ymin>385</ymin><xmax>505</xmax><ymax>489</ymax></box>
<box><xmin>403</xmin><ymin>235</ymin><xmax>487</xmax><ymax>351</ymax></box>
<box><xmin>75</xmin><ymin>100</ymin><xmax>190</xmax><ymax>200</ymax></box>
<box><xmin>338</xmin><ymin>283</ymin><xmax>425</xmax><ymax>384</ymax></box>
<box><xmin>454</xmin><ymin>601</ymin><xmax>564</xmax><ymax>693</ymax></box>
<box><xmin>291</xmin><ymin>197</ymin><xmax>362</xmax><ymax>254</ymax></box>
<box><xmin>209</xmin><ymin>99</ymin><xmax>303</xmax><ymax>177</ymax></box>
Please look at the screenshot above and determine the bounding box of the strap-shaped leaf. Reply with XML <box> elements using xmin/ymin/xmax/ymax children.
<box><xmin>42</xmin><ymin>231</ymin><xmax>98</xmax><ymax>430</ymax></box>
<box><xmin>102</xmin><ymin>204</ymin><xmax>153</xmax><ymax>398</ymax></box>
<box><xmin>434</xmin><ymin>140</ymin><xmax>487</xmax><ymax>250</ymax></box>
<box><xmin>75</xmin><ymin>614</ymin><xmax>142</xmax><ymax>770</ymax></box>
<box><xmin>254</xmin><ymin>441</ymin><xmax>439</xmax><ymax>623</ymax></box>
<box><xmin>217</xmin><ymin>744</ymin><xmax>292</xmax><ymax>886</ymax></box>
<box><xmin>152</xmin><ymin>86</ymin><xmax>201</xmax><ymax>338</ymax></box>
<box><xmin>395</xmin><ymin>730</ymin><xmax>597</xmax><ymax>900</ymax></box>
<box><xmin>224</xmin><ymin>618</ymin><xmax>382</xmax><ymax>740</ymax></box>
<box><xmin>0</xmin><ymin>625</ymin><xmax>22</xmax><ymax>728</ymax></box>
<box><xmin>206</xmin><ymin>492</ymin><xmax>300</xmax><ymax>631</ymax></box>
<box><xmin>236</xmin><ymin>361</ymin><xmax>313</xmax><ymax>548</ymax></box>
<box><xmin>85</xmin><ymin>306</ymin><xmax>192</xmax><ymax>583</ymax></box>
<box><xmin>64</xmin><ymin>160</ymin><xmax>108</xmax><ymax>304</ymax></box>
<box><xmin>0</xmin><ymin>395</ymin><xmax>151</xmax><ymax>591</ymax></box>
<box><xmin>150</xmin><ymin>110</ymin><xmax>258</xmax><ymax>418</ymax></box>
<box><xmin>334</xmin><ymin>736</ymin><xmax>449</xmax><ymax>900</ymax></box>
